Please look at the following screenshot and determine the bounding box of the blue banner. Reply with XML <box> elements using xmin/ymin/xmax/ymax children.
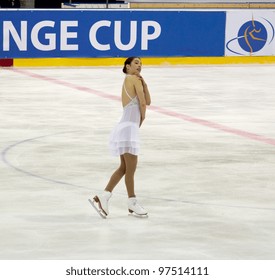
<box><xmin>0</xmin><ymin>10</ymin><xmax>226</xmax><ymax>58</ymax></box>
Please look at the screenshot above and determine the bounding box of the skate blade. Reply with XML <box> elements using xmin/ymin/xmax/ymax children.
<box><xmin>128</xmin><ymin>212</ymin><xmax>148</xmax><ymax>219</ymax></box>
<box><xmin>88</xmin><ymin>199</ymin><xmax>107</xmax><ymax>219</ymax></box>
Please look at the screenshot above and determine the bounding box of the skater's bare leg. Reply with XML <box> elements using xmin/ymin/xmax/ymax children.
<box><xmin>90</xmin><ymin>156</ymin><xmax>125</xmax><ymax>217</ymax></box>
<box><xmin>123</xmin><ymin>154</ymin><xmax>147</xmax><ymax>216</ymax></box>
<box><xmin>123</xmin><ymin>153</ymin><xmax>138</xmax><ymax>198</ymax></box>
<box><xmin>105</xmin><ymin>155</ymin><xmax>126</xmax><ymax>193</ymax></box>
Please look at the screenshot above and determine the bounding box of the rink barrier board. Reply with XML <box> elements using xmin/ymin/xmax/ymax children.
<box><xmin>0</xmin><ymin>10</ymin><xmax>225</xmax><ymax>58</ymax></box>
<box><xmin>11</xmin><ymin>56</ymin><xmax>275</xmax><ymax>67</ymax></box>
<box><xmin>1</xmin><ymin>9</ymin><xmax>275</xmax><ymax>64</ymax></box>
<box><xmin>0</xmin><ymin>58</ymin><xmax>13</xmax><ymax>67</ymax></box>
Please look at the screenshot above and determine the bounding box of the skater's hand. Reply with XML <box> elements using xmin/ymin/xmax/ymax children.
<box><xmin>135</xmin><ymin>73</ymin><xmax>147</xmax><ymax>88</ymax></box>
<box><xmin>140</xmin><ymin>116</ymin><xmax>145</xmax><ymax>127</ymax></box>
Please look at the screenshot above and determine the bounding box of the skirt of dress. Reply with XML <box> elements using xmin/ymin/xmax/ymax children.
<box><xmin>109</xmin><ymin>121</ymin><xmax>140</xmax><ymax>156</ymax></box>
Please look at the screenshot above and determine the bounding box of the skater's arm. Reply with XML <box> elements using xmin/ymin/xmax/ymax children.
<box><xmin>143</xmin><ymin>83</ymin><xmax>151</xmax><ymax>106</ymax></box>
<box><xmin>133</xmin><ymin>77</ymin><xmax>146</xmax><ymax>127</ymax></box>
<box><xmin>137</xmin><ymin>75</ymin><xmax>151</xmax><ymax>106</ymax></box>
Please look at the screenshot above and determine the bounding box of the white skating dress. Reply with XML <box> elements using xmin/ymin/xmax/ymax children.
<box><xmin>109</xmin><ymin>80</ymin><xmax>141</xmax><ymax>156</ymax></box>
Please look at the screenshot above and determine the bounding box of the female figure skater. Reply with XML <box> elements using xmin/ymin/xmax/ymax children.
<box><xmin>89</xmin><ymin>57</ymin><xmax>151</xmax><ymax>218</ymax></box>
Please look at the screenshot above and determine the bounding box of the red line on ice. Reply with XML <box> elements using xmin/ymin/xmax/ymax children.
<box><xmin>9</xmin><ymin>68</ymin><xmax>275</xmax><ymax>147</ymax></box>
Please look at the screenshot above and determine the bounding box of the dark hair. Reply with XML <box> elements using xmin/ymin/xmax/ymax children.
<box><xmin>122</xmin><ymin>57</ymin><xmax>141</xmax><ymax>74</ymax></box>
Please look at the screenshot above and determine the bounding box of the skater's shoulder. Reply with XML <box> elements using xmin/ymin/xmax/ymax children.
<box><xmin>125</xmin><ymin>74</ymin><xmax>140</xmax><ymax>83</ymax></box>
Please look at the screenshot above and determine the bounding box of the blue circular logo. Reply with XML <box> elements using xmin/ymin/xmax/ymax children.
<box><xmin>237</xmin><ymin>20</ymin><xmax>267</xmax><ymax>53</ymax></box>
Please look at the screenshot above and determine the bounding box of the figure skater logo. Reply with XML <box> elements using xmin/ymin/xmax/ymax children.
<box><xmin>226</xmin><ymin>16</ymin><xmax>275</xmax><ymax>55</ymax></box>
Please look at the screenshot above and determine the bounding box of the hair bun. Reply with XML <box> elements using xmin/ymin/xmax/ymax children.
<box><xmin>122</xmin><ymin>57</ymin><xmax>140</xmax><ymax>74</ymax></box>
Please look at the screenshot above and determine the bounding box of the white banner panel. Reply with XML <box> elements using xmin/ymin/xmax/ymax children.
<box><xmin>225</xmin><ymin>11</ymin><xmax>275</xmax><ymax>56</ymax></box>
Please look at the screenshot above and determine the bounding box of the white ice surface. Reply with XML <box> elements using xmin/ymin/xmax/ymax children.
<box><xmin>0</xmin><ymin>65</ymin><xmax>275</xmax><ymax>259</ymax></box>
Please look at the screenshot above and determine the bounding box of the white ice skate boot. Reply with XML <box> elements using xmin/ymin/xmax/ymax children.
<box><xmin>128</xmin><ymin>197</ymin><xmax>148</xmax><ymax>217</ymax></box>
<box><xmin>88</xmin><ymin>191</ymin><xmax>112</xmax><ymax>219</ymax></box>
